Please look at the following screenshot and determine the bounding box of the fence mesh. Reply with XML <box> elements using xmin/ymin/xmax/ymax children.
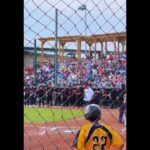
<box><xmin>24</xmin><ymin>0</ymin><xmax>126</xmax><ymax>149</ymax></box>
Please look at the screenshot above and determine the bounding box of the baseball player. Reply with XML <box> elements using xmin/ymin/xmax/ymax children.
<box><xmin>83</xmin><ymin>83</ymin><xmax>94</xmax><ymax>106</ymax></box>
<box><xmin>72</xmin><ymin>104</ymin><xmax>124</xmax><ymax>150</ymax></box>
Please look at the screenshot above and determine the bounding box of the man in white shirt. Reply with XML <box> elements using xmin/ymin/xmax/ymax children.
<box><xmin>83</xmin><ymin>83</ymin><xmax>94</xmax><ymax>106</ymax></box>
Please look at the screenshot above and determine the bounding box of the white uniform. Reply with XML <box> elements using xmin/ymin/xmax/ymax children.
<box><xmin>83</xmin><ymin>87</ymin><xmax>94</xmax><ymax>102</ymax></box>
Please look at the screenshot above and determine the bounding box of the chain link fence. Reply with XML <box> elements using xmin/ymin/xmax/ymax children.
<box><xmin>24</xmin><ymin>0</ymin><xmax>126</xmax><ymax>149</ymax></box>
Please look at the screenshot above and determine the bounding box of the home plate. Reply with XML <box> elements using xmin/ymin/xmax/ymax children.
<box><xmin>50</xmin><ymin>127</ymin><xmax>57</xmax><ymax>131</ymax></box>
<box><xmin>64</xmin><ymin>130</ymin><xmax>74</xmax><ymax>133</ymax></box>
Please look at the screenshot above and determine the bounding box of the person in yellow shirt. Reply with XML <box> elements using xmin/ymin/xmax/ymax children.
<box><xmin>72</xmin><ymin>104</ymin><xmax>124</xmax><ymax>150</ymax></box>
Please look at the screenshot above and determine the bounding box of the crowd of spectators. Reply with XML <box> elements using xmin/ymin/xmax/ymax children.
<box><xmin>24</xmin><ymin>53</ymin><xmax>126</xmax><ymax>108</ymax></box>
<box><xmin>24</xmin><ymin>53</ymin><xmax>126</xmax><ymax>88</ymax></box>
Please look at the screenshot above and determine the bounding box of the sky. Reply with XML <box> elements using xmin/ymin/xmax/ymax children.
<box><xmin>24</xmin><ymin>0</ymin><xmax>126</xmax><ymax>51</ymax></box>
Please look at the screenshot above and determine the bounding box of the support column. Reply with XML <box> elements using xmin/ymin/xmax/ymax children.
<box><xmin>88</xmin><ymin>42</ymin><xmax>93</xmax><ymax>59</ymax></box>
<box><xmin>121</xmin><ymin>40</ymin><xmax>125</xmax><ymax>56</ymax></box>
<box><xmin>89</xmin><ymin>44</ymin><xmax>91</xmax><ymax>58</ymax></box>
<box><xmin>58</xmin><ymin>41</ymin><xmax>61</xmax><ymax>63</ymax></box>
<box><xmin>105</xmin><ymin>41</ymin><xmax>107</xmax><ymax>56</ymax></box>
<box><xmin>118</xmin><ymin>41</ymin><xmax>120</xmax><ymax>59</ymax></box>
<box><xmin>101</xmin><ymin>42</ymin><xmax>103</xmax><ymax>59</ymax></box>
<box><xmin>114</xmin><ymin>40</ymin><xmax>116</xmax><ymax>58</ymax></box>
<box><xmin>94</xmin><ymin>41</ymin><xmax>97</xmax><ymax>63</ymax></box>
<box><xmin>59</xmin><ymin>42</ymin><xmax>65</xmax><ymax>63</ymax></box>
<box><xmin>77</xmin><ymin>40</ymin><xmax>81</xmax><ymax>61</ymax></box>
<box><xmin>41</xmin><ymin>41</ymin><xmax>45</xmax><ymax>65</ymax></box>
<box><xmin>61</xmin><ymin>43</ymin><xmax>65</xmax><ymax>62</ymax></box>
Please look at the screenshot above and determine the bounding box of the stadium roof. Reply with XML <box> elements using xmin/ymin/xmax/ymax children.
<box><xmin>38</xmin><ymin>32</ymin><xmax>126</xmax><ymax>43</ymax></box>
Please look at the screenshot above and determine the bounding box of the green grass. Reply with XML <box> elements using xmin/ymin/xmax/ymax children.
<box><xmin>24</xmin><ymin>107</ymin><xmax>84</xmax><ymax>123</ymax></box>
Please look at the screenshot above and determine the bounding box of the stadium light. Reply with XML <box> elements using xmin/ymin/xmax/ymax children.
<box><xmin>78</xmin><ymin>4</ymin><xmax>86</xmax><ymax>11</ymax></box>
<box><xmin>78</xmin><ymin>4</ymin><xmax>87</xmax><ymax>56</ymax></box>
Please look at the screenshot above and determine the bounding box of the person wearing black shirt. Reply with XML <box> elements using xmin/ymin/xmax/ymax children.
<box><xmin>69</xmin><ymin>88</ymin><xmax>73</xmax><ymax>106</ymax></box>
<box><xmin>75</xmin><ymin>86</ymin><xmax>83</xmax><ymax>107</ymax></box>
<box><xmin>47</xmin><ymin>86</ymin><xmax>53</xmax><ymax>107</ymax></box>
<box><xmin>24</xmin><ymin>87</ymin><xmax>30</xmax><ymax>106</ymax></box>
<box><xmin>92</xmin><ymin>88</ymin><xmax>101</xmax><ymax>105</ymax></box>
<box><xmin>37</xmin><ymin>86</ymin><xmax>45</xmax><ymax>107</ymax></box>
<box><xmin>30</xmin><ymin>87</ymin><xmax>36</xmax><ymax>106</ymax></box>
<box><xmin>55</xmin><ymin>88</ymin><xmax>61</xmax><ymax>106</ymax></box>
<box><xmin>110</xmin><ymin>89</ymin><xmax>119</xmax><ymax>108</ymax></box>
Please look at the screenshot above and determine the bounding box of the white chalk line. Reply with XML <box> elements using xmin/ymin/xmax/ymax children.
<box><xmin>38</xmin><ymin>127</ymin><xmax>77</xmax><ymax>135</ymax></box>
<box><xmin>24</xmin><ymin>125</ymin><xmax>79</xmax><ymax>136</ymax></box>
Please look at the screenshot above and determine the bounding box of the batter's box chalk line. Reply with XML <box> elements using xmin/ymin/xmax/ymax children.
<box><xmin>38</xmin><ymin>126</ymin><xmax>78</xmax><ymax>135</ymax></box>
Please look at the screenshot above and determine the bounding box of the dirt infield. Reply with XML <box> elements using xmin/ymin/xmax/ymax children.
<box><xmin>24</xmin><ymin>108</ymin><xmax>126</xmax><ymax>150</ymax></box>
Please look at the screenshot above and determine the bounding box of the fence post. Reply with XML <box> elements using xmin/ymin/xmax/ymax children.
<box><xmin>54</xmin><ymin>9</ymin><xmax>58</xmax><ymax>87</ymax></box>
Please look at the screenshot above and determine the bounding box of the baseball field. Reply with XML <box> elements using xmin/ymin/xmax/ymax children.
<box><xmin>24</xmin><ymin>107</ymin><xmax>126</xmax><ymax>150</ymax></box>
<box><xmin>24</xmin><ymin>107</ymin><xmax>84</xmax><ymax>123</ymax></box>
